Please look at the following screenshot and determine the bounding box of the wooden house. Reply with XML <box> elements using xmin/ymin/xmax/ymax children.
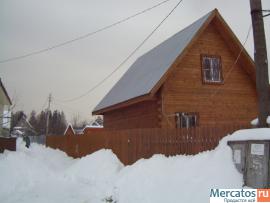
<box><xmin>0</xmin><ymin>78</ymin><xmax>12</xmax><ymax>136</ymax></box>
<box><xmin>64</xmin><ymin>122</ymin><xmax>103</xmax><ymax>136</ymax></box>
<box><xmin>92</xmin><ymin>9</ymin><xmax>257</xmax><ymax>129</ymax></box>
<box><xmin>64</xmin><ymin>124</ymin><xmax>76</xmax><ymax>136</ymax></box>
<box><xmin>11</xmin><ymin>113</ymin><xmax>37</xmax><ymax>137</ymax></box>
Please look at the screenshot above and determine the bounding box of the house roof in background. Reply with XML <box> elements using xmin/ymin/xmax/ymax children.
<box><xmin>0</xmin><ymin>78</ymin><xmax>12</xmax><ymax>105</ymax></box>
<box><xmin>64</xmin><ymin>124</ymin><xmax>75</xmax><ymax>135</ymax></box>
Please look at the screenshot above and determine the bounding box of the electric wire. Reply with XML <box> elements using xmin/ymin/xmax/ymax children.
<box><xmin>0</xmin><ymin>0</ymin><xmax>172</xmax><ymax>64</ymax></box>
<box><xmin>56</xmin><ymin>0</ymin><xmax>184</xmax><ymax>103</ymax></box>
<box><xmin>53</xmin><ymin>100</ymin><xmax>82</xmax><ymax>114</ymax></box>
<box><xmin>210</xmin><ymin>24</ymin><xmax>252</xmax><ymax>99</ymax></box>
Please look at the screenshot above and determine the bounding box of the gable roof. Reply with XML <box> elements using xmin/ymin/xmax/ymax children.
<box><xmin>93</xmin><ymin>9</ymin><xmax>255</xmax><ymax>115</ymax></box>
<box><xmin>64</xmin><ymin>124</ymin><xmax>75</xmax><ymax>135</ymax></box>
<box><xmin>0</xmin><ymin>78</ymin><xmax>12</xmax><ymax>105</ymax></box>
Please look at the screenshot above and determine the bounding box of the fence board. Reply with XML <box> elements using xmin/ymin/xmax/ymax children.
<box><xmin>0</xmin><ymin>137</ymin><xmax>16</xmax><ymax>153</ymax></box>
<box><xmin>46</xmin><ymin>124</ymin><xmax>250</xmax><ymax>165</ymax></box>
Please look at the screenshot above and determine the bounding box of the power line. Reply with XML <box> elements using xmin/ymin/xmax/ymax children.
<box><xmin>56</xmin><ymin>0</ymin><xmax>184</xmax><ymax>103</ymax></box>
<box><xmin>53</xmin><ymin>100</ymin><xmax>82</xmax><ymax>113</ymax></box>
<box><xmin>0</xmin><ymin>0</ymin><xmax>172</xmax><ymax>64</ymax></box>
<box><xmin>210</xmin><ymin>24</ymin><xmax>252</xmax><ymax>99</ymax></box>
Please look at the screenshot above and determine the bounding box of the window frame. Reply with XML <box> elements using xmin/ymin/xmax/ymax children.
<box><xmin>175</xmin><ymin>112</ymin><xmax>199</xmax><ymax>128</ymax></box>
<box><xmin>201</xmin><ymin>54</ymin><xmax>224</xmax><ymax>85</ymax></box>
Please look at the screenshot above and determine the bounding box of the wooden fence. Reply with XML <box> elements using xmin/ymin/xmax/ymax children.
<box><xmin>0</xmin><ymin>137</ymin><xmax>17</xmax><ymax>153</ymax></box>
<box><xmin>46</xmin><ymin>124</ymin><xmax>250</xmax><ymax>165</ymax></box>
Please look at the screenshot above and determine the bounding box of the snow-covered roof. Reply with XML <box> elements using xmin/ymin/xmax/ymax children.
<box><xmin>82</xmin><ymin>122</ymin><xmax>103</xmax><ymax>133</ymax></box>
<box><xmin>93</xmin><ymin>10</ymin><xmax>213</xmax><ymax>113</ymax></box>
<box><xmin>88</xmin><ymin>120</ymin><xmax>103</xmax><ymax>127</ymax></box>
<box><xmin>13</xmin><ymin>130</ymin><xmax>24</xmax><ymax>136</ymax></box>
<box><xmin>64</xmin><ymin>124</ymin><xmax>76</xmax><ymax>135</ymax></box>
<box><xmin>13</xmin><ymin>126</ymin><xmax>24</xmax><ymax>130</ymax></box>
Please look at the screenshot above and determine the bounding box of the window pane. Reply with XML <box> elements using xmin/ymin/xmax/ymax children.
<box><xmin>202</xmin><ymin>55</ymin><xmax>222</xmax><ymax>83</ymax></box>
<box><xmin>212</xmin><ymin>58</ymin><xmax>221</xmax><ymax>81</ymax></box>
<box><xmin>181</xmin><ymin>114</ymin><xmax>187</xmax><ymax>128</ymax></box>
<box><xmin>176</xmin><ymin>112</ymin><xmax>198</xmax><ymax>128</ymax></box>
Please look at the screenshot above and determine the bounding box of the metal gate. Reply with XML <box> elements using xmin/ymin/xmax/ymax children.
<box><xmin>246</xmin><ymin>141</ymin><xmax>269</xmax><ymax>188</ymax></box>
<box><xmin>228</xmin><ymin>140</ymin><xmax>270</xmax><ymax>188</ymax></box>
<box><xmin>229</xmin><ymin>142</ymin><xmax>247</xmax><ymax>174</ymax></box>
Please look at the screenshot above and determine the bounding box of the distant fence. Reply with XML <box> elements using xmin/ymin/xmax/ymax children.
<box><xmin>29</xmin><ymin>135</ymin><xmax>46</xmax><ymax>145</ymax></box>
<box><xmin>46</xmin><ymin>124</ymin><xmax>250</xmax><ymax>165</ymax></box>
<box><xmin>0</xmin><ymin>137</ymin><xmax>16</xmax><ymax>153</ymax></box>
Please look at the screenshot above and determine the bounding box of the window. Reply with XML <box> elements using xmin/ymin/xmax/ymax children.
<box><xmin>176</xmin><ymin>112</ymin><xmax>198</xmax><ymax>128</ymax></box>
<box><xmin>201</xmin><ymin>55</ymin><xmax>223</xmax><ymax>83</ymax></box>
<box><xmin>2</xmin><ymin>105</ymin><xmax>11</xmax><ymax>129</ymax></box>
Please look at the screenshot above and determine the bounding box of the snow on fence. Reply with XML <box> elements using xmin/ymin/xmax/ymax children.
<box><xmin>46</xmin><ymin>124</ymin><xmax>250</xmax><ymax>165</ymax></box>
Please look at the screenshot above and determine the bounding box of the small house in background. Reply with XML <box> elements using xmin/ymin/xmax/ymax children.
<box><xmin>93</xmin><ymin>9</ymin><xmax>257</xmax><ymax>129</ymax></box>
<box><xmin>83</xmin><ymin>120</ymin><xmax>103</xmax><ymax>134</ymax></box>
<box><xmin>0</xmin><ymin>79</ymin><xmax>12</xmax><ymax>137</ymax></box>
<box><xmin>11</xmin><ymin>113</ymin><xmax>37</xmax><ymax>137</ymax></box>
<box><xmin>64</xmin><ymin>121</ymin><xmax>103</xmax><ymax>136</ymax></box>
<box><xmin>64</xmin><ymin>124</ymin><xmax>76</xmax><ymax>136</ymax></box>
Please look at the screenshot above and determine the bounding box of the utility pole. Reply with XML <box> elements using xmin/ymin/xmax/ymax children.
<box><xmin>45</xmin><ymin>93</ymin><xmax>52</xmax><ymax>136</ymax></box>
<box><xmin>250</xmin><ymin>0</ymin><xmax>270</xmax><ymax>127</ymax></box>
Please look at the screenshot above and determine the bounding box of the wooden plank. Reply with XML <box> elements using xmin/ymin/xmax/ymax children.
<box><xmin>46</xmin><ymin>125</ymin><xmax>250</xmax><ymax>164</ymax></box>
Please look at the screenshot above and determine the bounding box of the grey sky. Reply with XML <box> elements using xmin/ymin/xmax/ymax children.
<box><xmin>0</xmin><ymin>0</ymin><xmax>270</xmax><ymax>122</ymax></box>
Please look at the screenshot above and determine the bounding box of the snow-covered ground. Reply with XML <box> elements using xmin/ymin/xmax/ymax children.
<box><xmin>1</xmin><ymin>128</ymin><xmax>269</xmax><ymax>203</ymax></box>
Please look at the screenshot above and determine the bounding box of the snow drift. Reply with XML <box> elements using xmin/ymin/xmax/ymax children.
<box><xmin>1</xmin><ymin>128</ymin><xmax>269</xmax><ymax>203</ymax></box>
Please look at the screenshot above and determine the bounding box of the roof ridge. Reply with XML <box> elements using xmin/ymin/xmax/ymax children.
<box><xmin>136</xmin><ymin>9</ymin><xmax>216</xmax><ymax>62</ymax></box>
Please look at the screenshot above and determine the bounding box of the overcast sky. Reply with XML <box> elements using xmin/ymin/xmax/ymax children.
<box><xmin>1</xmin><ymin>0</ymin><xmax>270</xmax><ymax>122</ymax></box>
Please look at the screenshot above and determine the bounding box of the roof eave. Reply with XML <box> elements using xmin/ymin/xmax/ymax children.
<box><xmin>0</xmin><ymin>79</ymin><xmax>12</xmax><ymax>105</ymax></box>
<box><xmin>64</xmin><ymin>124</ymin><xmax>76</xmax><ymax>135</ymax></box>
<box><xmin>92</xmin><ymin>94</ymin><xmax>155</xmax><ymax>115</ymax></box>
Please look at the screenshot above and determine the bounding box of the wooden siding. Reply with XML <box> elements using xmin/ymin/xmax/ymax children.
<box><xmin>161</xmin><ymin>21</ymin><xmax>257</xmax><ymax>128</ymax></box>
<box><xmin>103</xmin><ymin>100</ymin><xmax>160</xmax><ymax>129</ymax></box>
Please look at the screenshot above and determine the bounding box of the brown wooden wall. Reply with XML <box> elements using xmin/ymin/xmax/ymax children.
<box><xmin>103</xmin><ymin>100</ymin><xmax>160</xmax><ymax>129</ymax></box>
<box><xmin>161</xmin><ymin>21</ymin><xmax>257</xmax><ymax>128</ymax></box>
